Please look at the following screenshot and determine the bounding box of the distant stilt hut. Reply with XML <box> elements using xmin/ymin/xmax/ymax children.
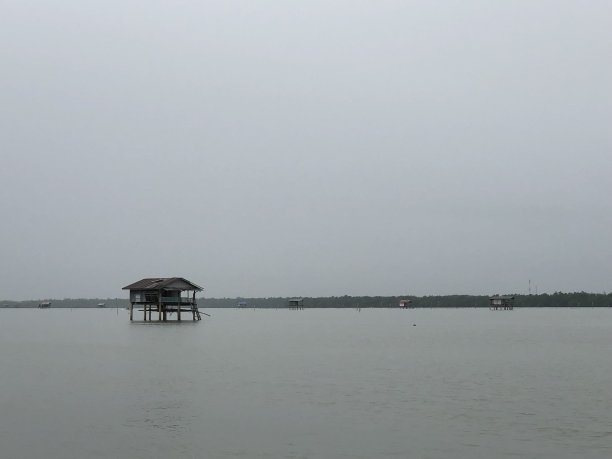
<box><xmin>489</xmin><ymin>295</ymin><xmax>515</xmax><ymax>310</ymax></box>
<box><xmin>122</xmin><ymin>277</ymin><xmax>203</xmax><ymax>322</ymax></box>
<box><xmin>288</xmin><ymin>298</ymin><xmax>304</xmax><ymax>310</ymax></box>
<box><xmin>399</xmin><ymin>299</ymin><xmax>412</xmax><ymax>309</ymax></box>
<box><xmin>38</xmin><ymin>301</ymin><xmax>51</xmax><ymax>309</ymax></box>
<box><xmin>237</xmin><ymin>301</ymin><xmax>248</xmax><ymax>308</ymax></box>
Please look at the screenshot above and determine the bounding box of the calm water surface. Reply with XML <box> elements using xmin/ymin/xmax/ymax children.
<box><xmin>0</xmin><ymin>308</ymin><xmax>611</xmax><ymax>459</ymax></box>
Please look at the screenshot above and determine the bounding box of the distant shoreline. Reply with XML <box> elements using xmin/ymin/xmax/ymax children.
<box><xmin>2</xmin><ymin>292</ymin><xmax>611</xmax><ymax>309</ymax></box>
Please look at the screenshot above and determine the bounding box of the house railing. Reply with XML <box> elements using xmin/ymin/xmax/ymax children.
<box><xmin>131</xmin><ymin>295</ymin><xmax>196</xmax><ymax>305</ymax></box>
<box><xmin>161</xmin><ymin>296</ymin><xmax>195</xmax><ymax>305</ymax></box>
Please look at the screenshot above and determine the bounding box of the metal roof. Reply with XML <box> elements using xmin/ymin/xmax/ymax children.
<box><xmin>122</xmin><ymin>277</ymin><xmax>203</xmax><ymax>291</ymax></box>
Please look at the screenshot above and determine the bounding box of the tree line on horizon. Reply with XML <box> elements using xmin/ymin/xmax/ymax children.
<box><xmin>2</xmin><ymin>292</ymin><xmax>611</xmax><ymax>308</ymax></box>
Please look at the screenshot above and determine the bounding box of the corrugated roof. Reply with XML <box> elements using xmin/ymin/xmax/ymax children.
<box><xmin>122</xmin><ymin>277</ymin><xmax>203</xmax><ymax>291</ymax></box>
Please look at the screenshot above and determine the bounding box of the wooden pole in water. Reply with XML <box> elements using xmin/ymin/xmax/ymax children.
<box><xmin>192</xmin><ymin>291</ymin><xmax>196</xmax><ymax>321</ymax></box>
<box><xmin>177</xmin><ymin>294</ymin><xmax>182</xmax><ymax>321</ymax></box>
<box><xmin>158</xmin><ymin>289</ymin><xmax>162</xmax><ymax>321</ymax></box>
<box><xmin>129</xmin><ymin>302</ymin><xmax>134</xmax><ymax>321</ymax></box>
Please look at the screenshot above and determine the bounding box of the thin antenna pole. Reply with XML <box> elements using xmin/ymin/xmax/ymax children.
<box><xmin>529</xmin><ymin>279</ymin><xmax>531</xmax><ymax>295</ymax></box>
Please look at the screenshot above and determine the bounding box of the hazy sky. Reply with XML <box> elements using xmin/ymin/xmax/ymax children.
<box><xmin>1</xmin><ymin>1</ymin><xmax>611</xmax><ymax>300</ymax></box>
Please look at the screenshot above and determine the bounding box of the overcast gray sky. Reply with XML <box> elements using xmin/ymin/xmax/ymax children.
<box><xmin>1</xmin><ymin>1</ymin><xmax>611</xmax><ymax>300</ymax></box>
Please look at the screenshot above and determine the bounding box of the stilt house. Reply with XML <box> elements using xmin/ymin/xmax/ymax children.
<box><xmin>123</xmin><ymin>277</ymin><xmax>203</xmax><ymax>321</ymax></box>
<box><xmin>399</xmin><ymin>299</ymin><xmax>413</xmax><ymax>309</ymax></box>
<box><xmin>288</xmin><ymin>298</ymin><xmax>304</xmax><ymax>309</ymax></box>
<box><xmin>489</xmin><ymin>295</ymin><xmax>515</xmax><ymax>310</ymax></box>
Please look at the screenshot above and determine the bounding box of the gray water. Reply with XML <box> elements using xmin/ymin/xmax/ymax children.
<box><xmin>0</xmin><ymin>308</ymin><xmax>611</xmax><ymax>459</ymax></box>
